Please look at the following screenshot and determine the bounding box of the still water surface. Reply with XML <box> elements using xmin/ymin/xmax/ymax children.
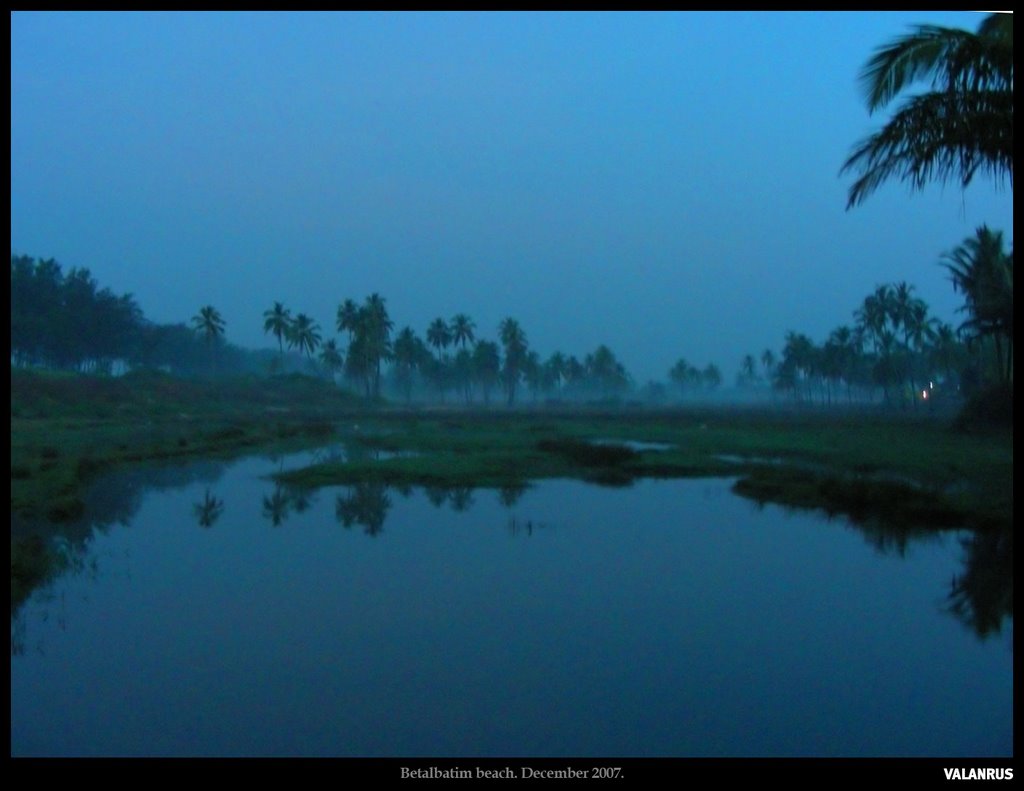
<box><xmin>10</xmin><ymin>447</ymin><xmax>1012</xmax><ymax>757</ymax></box>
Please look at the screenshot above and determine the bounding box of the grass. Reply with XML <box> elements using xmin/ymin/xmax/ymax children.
<box><xmin>10</xmin><ymin>368</ymin><xmax>1013</xmax><ymax>531</ymax></box>
<box><xmin>10</xmin><ymin>368</ymin><xmax>355</xmax><ymax>521</ymax></box>
<box><xmin>276</xmin><ymin>409</ymin><xmax>1012</xmax><ymax>533</ymax></box>
<box><xmin>9</xmin><ymin>368</ymin><xmax>1013</xmax><ymax>615</ymax></box>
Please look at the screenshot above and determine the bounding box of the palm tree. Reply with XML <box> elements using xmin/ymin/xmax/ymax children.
<box><xmin>498</xmin><ymin>318</ymin><xmax>528</xmax><ymax>406</ymax></box>
<box><xmin>929</xmin><ymin>321</ymin><xmax>963</xmax><ymax>385</ymax></box>
<box><xmin>890</xmin><ymin>282</ymin><xmax>925</xmax><ymax>402</ymax></box>
<box><xmin>426</xmin><ymin>318</ymin><xmax>452</xmax><ymax>361</ymax></box>
<box><xmin>827</xmin><ymin>325</ymin><xmax>861</xmax><ymax>403</ymax></box>
<box><xmin>544</xmin><ymin>352</ymin><xmax>567</xmax><ymax>397</ymax></box>
<box><xmin>392</xmin><ymin>326</ymin><xmax>425</xmax><ymax>403</ymax></box>
<box><xmin>669</xmin><ymin>358</ymin><xmax>694</xmax><ymax>399</ymax></box>
<box><xmin>450</xmin><ymin>313</ymin><xmax>476</xmax><ymax>350</ymax></box>
<box><xmin>263</xmin><ymin>302</ymin><xmax>291</xmax><ymax>371</ymax></box>
<box><xmin>453</xmin><ymin>348</ymin><xmax>475</xmax><ymax>404</ymax></box>
<box><xmin>842</xmin><ymin>13</ymin><xmax>1013</xmax><ymax>208</ymax></box>
<box><xmin>564</xmin><ymin>355</ymin><xmax>585</xmax><ymax>398</ymax></box>
<box><xmin>702</xmin><ymin>363</ymin><xmax>722</xmax><ymax>392</ymax></box>
<box><xmin>362</xmin><ymin>294</ymin><xmax>393</xmax><ymax>397</ymax></box>
<box><xmin>782</xmin><ymin>331</ymin><xmax>816</xmax><ymax>404</ymax></box>
<box><xmin>336</xmin><ymin>299</ymin><xmax>360</xmax><ymax>342</ymax></box>
<box><xmin>191</xmin><ymin>305</ymin><xmax>226</xmax><ymax>376</ymax></box>
<box><xmin>472</xmin><ymin>340</ymin><xmax>501</xmax><ymax>405</ymax></box>
<box><xmin>585</xmin><ymin>344</ymin><xmax>630</xmax><ymax>397</ymax></box>
<box><xmin>739</xmin><ymin>354</ymin><xmax>758</xmax><ymax>386</ymax></box>
<box><xmin>288</xmin><ymin>313</ymin><xmax>322</xmax><ymax>367</ymax></box>
<box><xmin>855</xmin><ymin>286</ymin><xmax>905</xmax><ymax>403</ymax></box>
<box><xmin>855</xmin><ymin>285</ymin><xmax>895</xmax><ymax>356</ymax></box>
<box><xmin>342</xmin><ymin>295</ymin><xmax>393</xmax><ymax>397</ymax></box>
<box><xmin>318</xmin><ymin>338</ymin><xmax>343</xmax><ymax>381</ymax></box>
<box><xmin>523</xmin><ymin>350</ymin><xmax>543</xmax><ymax>402</ymax></box>
<box><xmin>942</xmin><ymin>225</ymin><xmax>1013</xmax><ymax>383</ymax></box>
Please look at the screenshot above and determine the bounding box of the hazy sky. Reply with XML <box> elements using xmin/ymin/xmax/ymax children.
<box><xmin>10</xmin><ymin>11</ymin><xmax>1013</xmax><ymax>384</ymax></box>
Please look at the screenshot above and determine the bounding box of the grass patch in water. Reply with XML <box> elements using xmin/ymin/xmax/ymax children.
<box><xmin>732</xmin><ymin>467</ymin><xmax>977</xmax><ymax>530</ymax></box>
<box><xmin>10</xmin><ymin>369</ymin><xmax>1011</xmax><ymax>535</ymax></box>
<box><xmin>535</xmin><ymin>437</ymin><xmax>638</xmax><ymax>467</ymax></box>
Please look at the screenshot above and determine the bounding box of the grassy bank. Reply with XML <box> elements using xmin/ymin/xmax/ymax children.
<box><xmin>10</xmin><ymin>369</ymin><xmax>1012</xmax><ymax>615</ymax></box>
<box><xmin>11</xmin><ymin>370</ymin><xmax>1012</xmax><ymax>534</ymax></box>
<box><xmin>11</xmin><ymin>368</ymin><xmax>358</xmax><ymax>521</ymax></box>
<box><xmin>11</xmin><ymin>368</ymin><xmax>362</xmax><ymax>613</ymax></box>
<box><xmin>276</xmin><ymin>409</ymin><xmax>1012</xmax><ymax>533</ymax></box>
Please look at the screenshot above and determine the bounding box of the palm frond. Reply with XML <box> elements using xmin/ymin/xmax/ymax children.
<box><xmin>861</xmin><ymin>25</ymin><xmax>972</xmax><ymax>111</ymax></box>
<box><xmin>842</xmin><ymin>89</ymin><xmax>1013</xmax><ymax>207</ymax></box>
<box><xmin>861</xmin><ymin>17</ymin><xmax>1012</xmax><ymax>112</ymax></box>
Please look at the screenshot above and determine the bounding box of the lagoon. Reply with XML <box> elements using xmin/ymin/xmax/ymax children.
<box><xmin>10</xmin><ymin>448</ymin><xmax>1012</xmax><ymax>757</ymax></box>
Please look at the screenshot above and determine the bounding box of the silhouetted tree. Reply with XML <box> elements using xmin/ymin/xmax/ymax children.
<box><xmin>842</xmin><ymin>13</ymin><xmax>1012</xmax><ymax>208</ymax></box>
<box><xmin>191</xmin><ymin>305</ymin><xmax>226</xmax><ymax>375</ymax></box>
<box><xmin>263</xmin><ymin>302</ymin><xmax>292</xmax><ymax>371</ymax></box>
<box><xmin>942</xmin><ymin>225</ymin><xmax>1013</xmax><ymax>384</ymax></box>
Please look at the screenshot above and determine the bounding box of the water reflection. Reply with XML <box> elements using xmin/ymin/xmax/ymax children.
<box><xmin>335</xmin><ymin>482</ymin><xmax>390</xmax><ymax>536</ymax></box>
<box><xmin>287</xmin><ymin>485</ymin><xmax>317</xmax><ymax>515</ymax></box>
<box><xmin>261</xmin><ymin>485</ymin><xmax>292</xmax><ymax>527</ymax></box>
<box><xmin>449</xmin><ymin>487</ymin><xmax>474</xmax><ymax>512</ymax></box>
<box><xmin>506</xmin><ymin>516</ymin><xmax>552</xmax><ymax>537</ymax></box>
<box><xmin>192</xmin><ymin>490</ymin><xmax>224</xmax><ymax>528</ymax></box>
<box><xmin>11</xmin><ymin>460</ymin><xmax>224</xmax><ymax>616</ymax></box>
<box><xmin>9</xmin><ymin>448</ymin><xmax>1014</xmax><ymax>648</ymax></box>
<box><xmin>424</xmin><ymin>485</ymin><xmax>451</xmax><ymax>509</ymax></box>
<box><xmin>948</xmin><ymin>528</ymin><xmax>1013</xmax><ymax>640</ymax></box>
<box><xmin>11</xmin><ymin>538</ymin><xmax>96</xmax><ymax>657</ymax></box>
<box><xmin>498</xmin><ymin>482</ymin><xmax>529</xmax><ymax>508</ymax></box>
<box><xmin>11</xmin><ymin>455</ymin><xmax>1013</xmax><ymax>756</ymax></box>
<box><xmin>421</xmin><ymin>484</ymin><xmax>481</xmax><ymax>512</ymax></box>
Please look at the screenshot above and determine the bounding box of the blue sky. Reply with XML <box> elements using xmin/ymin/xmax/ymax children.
<box><xmin>10</xmin><ymin>11</ymin><xmax>1013</xmax><ymax>384</ymax></box>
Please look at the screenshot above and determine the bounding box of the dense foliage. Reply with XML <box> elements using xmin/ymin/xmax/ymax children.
<box><xmin>11</xmin><ymin>255</ymin><xmax>274</xmax><ymax>377</ymax></box>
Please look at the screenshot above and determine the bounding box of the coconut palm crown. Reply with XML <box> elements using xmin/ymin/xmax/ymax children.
<box><xmin>842</xmin><ymin>13</ymin><xmax>1012</xmax><ymax>208</ymax></box>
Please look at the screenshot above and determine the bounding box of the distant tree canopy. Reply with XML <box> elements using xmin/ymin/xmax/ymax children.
<box><xmin>11</xmin><ymin>255</ymin><xmax>143</xmax><ymax>372</ymax></box>
<box><xmin>13</xmin><ymin>252</ymin><xmax>1002</xmax><ymax>410</ymax></box>
<box><xmin>754</xmin><ymin>280</ymin><xmax>988</xmax><ymax>409</ymax></box>
<box><xmin>10</xmin><ymin>255</ymin><xmax>271</xmax><ymax>377</ymax></box>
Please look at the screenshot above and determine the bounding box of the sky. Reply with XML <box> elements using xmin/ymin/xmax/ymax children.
<box><xmin>10</xmin><ymin>11</ymin><xmax>1013</xmax><ymax>385</ymax></box>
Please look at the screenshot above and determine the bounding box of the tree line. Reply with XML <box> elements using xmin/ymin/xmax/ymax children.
<box><xmin>12</xmin><ymin>221</ymin><xmax>1009</xmax><ymax>410</ymax></box>
<box><xmin>735</xmin><ymin>226</ymin><xmax>1011</xmax><ymax>408</ymax></box>
<box><xmin>254</xmin><ymin>295</ymin><xmax>634</xmax><ymax>406</ymax></box>
<box><xmin>11</xmin><ymin>255</ymin><xmax>274</xmax><ymax>377</ymax></box>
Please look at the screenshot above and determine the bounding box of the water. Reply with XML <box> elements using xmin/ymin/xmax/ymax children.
<box><xmin>591</xmin><ymin>439</ymin><xmax>676</xmax><ymax>452</ymax></box>
<box><xmin>10</xmin><ymin>448</ymin><xmax>1013</xmax><ymax>757</ymax></box>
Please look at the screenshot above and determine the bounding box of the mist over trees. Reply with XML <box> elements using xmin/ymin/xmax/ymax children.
<box><xmin>741</xmin><ymin>281</ymin><xmax>983</xmax><ymax>409</ymax></box>
<box><xmin>11</xmin><ymin>249</ymin><xmax>1004</xmax><ymax>411</ymax></box>
<box><xmin>11</xmin><ymin>255</ymin><xmax>273</xmax><ymax>377</ymax></box>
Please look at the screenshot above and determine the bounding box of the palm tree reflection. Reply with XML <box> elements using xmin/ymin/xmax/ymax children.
<box><xmin>262</xmin><ymin>486</ymin><xmax>291</xmax><ymax>527</ymax></box>
<box><xmin>498</xmin><ymin>482</ymin><xmax>528</xmax><ymax>508</ymax></box>
<box><xmin>286</xmin><ymin>485</ymin><xmax>316</xmax><ymax>515</ymax></box>
<box><xmin>424</xmin><ymin>486</ymin><xmax>450</xmax><ymax>508</ymax></box>
<box><xmin>449</xmin><ymin>486</ymin><xmax>475</xmax><ymax>512</ymax></box>
<box><xmin>193</xmin><ymin>490</ymin><xmax>224</xmax><ymax>528</ymax></box>
<box><xmin>335</xmin><ymin>482</ymin><xmax>391</xmax><ymax>536</ymax></box>
<box><xmin>947</xmin><ymin>528</ymin><xmax>1013</xmax><ymax>639</ymax></box>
